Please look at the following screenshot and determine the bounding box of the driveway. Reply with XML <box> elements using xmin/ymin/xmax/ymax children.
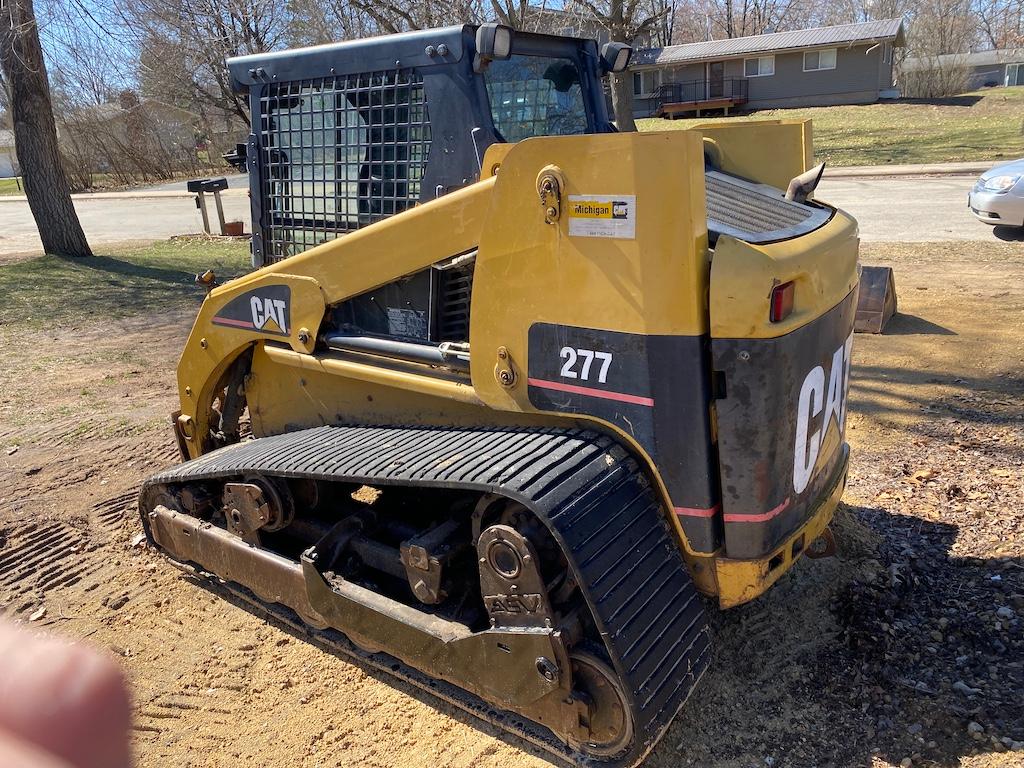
<box><xmin>0</xmin><ymin>191</ymin><xmax>251</xmax><ymax>259</ymax></box>
<box><xmin>0</xmin><ymin>174</ymin><xmax>1015</xmax><ymax>258</ymax></box>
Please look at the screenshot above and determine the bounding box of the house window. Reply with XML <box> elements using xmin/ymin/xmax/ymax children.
<box><xmin>744</xmin><ymin>56</ymin><xmax>774</xmax><ymax>77</ymax></box>
<box><xmin>803</xmin><ymin>48</ymin><xmax>837</xmax><ymax>71</ymax></box>
<box><xmin>632</xmin><ymin>69</ymin><xmax>662</xmax><ymax>96</ymax></box>
<box><xmin>882</xmin><ymin>42</ymin><xmax>893</xmax><ymax>64</ymax></box>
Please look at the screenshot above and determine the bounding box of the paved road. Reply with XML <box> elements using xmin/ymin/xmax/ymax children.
<box><xmin>817</xmin><ymin>175</ymin><xmax>1019</xmax><ymax>242</ymax></box>
<box><xmin>0</xmin><ymin>193</ymin><xmax>251</xmax><ymax>258</ymax></box>
<box><xmin>0</xmin><ymin>174</ymin><xmax>1017</xmax><ymax>258</ymax></box>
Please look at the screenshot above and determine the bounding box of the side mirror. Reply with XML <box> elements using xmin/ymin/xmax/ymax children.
<box><xmin>600</xmin><ymin>42</ymin><xmax>632</xmax><ymax>73</ymax></box>
<box><xmin>476</xmin><ymin>23</ymin><xmax>513</xmax><ymax>61</ymax></box>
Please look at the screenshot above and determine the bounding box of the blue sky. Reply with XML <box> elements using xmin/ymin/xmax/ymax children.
<box><xmin>39</xmin><ymin>0</ymin><xmax>138</xmax><ymax>97</ymax></box>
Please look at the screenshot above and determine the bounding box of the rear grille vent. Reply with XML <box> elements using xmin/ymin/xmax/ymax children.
<box><xmin>705</xmin><ymin>170</ymin><xmax>832</xmax><ymax>244</ymax></box>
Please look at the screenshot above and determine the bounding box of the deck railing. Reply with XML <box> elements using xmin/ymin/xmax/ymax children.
<box><xmin>653</xmin><ymin>79</ymin><xmax>749</xmax><ymax>111</ymax></box>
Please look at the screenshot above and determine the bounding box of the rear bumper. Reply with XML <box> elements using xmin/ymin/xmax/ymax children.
<box><xmin>712</xmin><ymin>286</ymin><xmax>857</xmax><ymax>559</ymax></box>
<box><xmin>715</xmin><ymin>444</ymin><xmax>848</xmax><ymax>608</ymax></box>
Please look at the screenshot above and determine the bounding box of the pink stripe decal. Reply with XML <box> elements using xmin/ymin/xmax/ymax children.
<box><xmin>212</xmin><ymin>316</ymin><xmax>255</xmax><ymax>329</ymax></box>
<box><xmin>527</xmin><ymin>378</ymin><xmax>655</xmax><ymax>407</ymax></box>
<box><xmin>723</xmin><ymin>496</ymin><xmax>791</xmax><ymax>523</ymax></box>
<box><xmin>673</xmin><ymin>504</ymin><xmax>721</xmax><ymax>518</ymax></box>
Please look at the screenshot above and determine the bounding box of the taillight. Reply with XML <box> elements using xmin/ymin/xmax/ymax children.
<box><xmin>770</xmin><ymin>281</ymin><xmax>794</xmax><ymax>323</ymax></box>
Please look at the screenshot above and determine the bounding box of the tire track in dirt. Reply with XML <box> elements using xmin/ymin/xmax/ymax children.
<box><xmin>1</xmin><ymin>478</ymin><xmax>545</xmax><ymax>768</ymax></box>
<box><xmin>1</xmin><ymin>437</ymin><xmax>176</xmax><ymax>512</ymax></box>
<box><xmin>0</xmin><ymin>418</ymin><xmax>173</xmax><ymax>451</ymax></box>
<box><xmin>0</xmin><ymin>417</ymin><xmax>95</xmax><ymax>448</ymax></box>
<box><xmin>0</xmin><ymin>522</ymin><xmax>100</xmax><ymax>620</ymax></box>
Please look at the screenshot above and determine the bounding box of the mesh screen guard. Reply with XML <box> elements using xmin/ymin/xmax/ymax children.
<box><xmin>257</xmin><ymin>70</ymin><xmax>431</xmax><ymax>262</ymax></box>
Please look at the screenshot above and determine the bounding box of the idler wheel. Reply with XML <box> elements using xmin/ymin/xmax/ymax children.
<box><xmin>567</xmin><ymin>650</ymin><xmax>635</xmax><ymax>758</ymax></box>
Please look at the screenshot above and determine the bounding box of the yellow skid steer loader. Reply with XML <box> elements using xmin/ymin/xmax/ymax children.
<box><xmin>140</xmin><ymin>24</ymin><xmax>859</xmax><ymax>765</ymax></box>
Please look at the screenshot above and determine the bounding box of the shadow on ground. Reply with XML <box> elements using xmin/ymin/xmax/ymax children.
<box><xmin>884</xmin><ymin>312</ymin><xmax>956</xmax><ymax>336</ymax></box>
<box><xmin>993</xmin><ymin>226</ymin><xmax>1024</xmax><ymax>242</ymax></box>
<box><xmin>850</xmin><ymin>362</ymin><xmax>1023</xmax><ymax>425</ymax></box>
<box><xmin>656</xmin><ymin>504</ymin><xmax>1022</xmax><ymax>767</ymax></box>
<box><xmin>0</xmin><ymin>250</ymin><xmax>249</xmax><ymax>326</ymax></box>
<box><xmin>900</xmin><ymin>96</ymin><xmax>985</xmax><ymax>108</ymax></box>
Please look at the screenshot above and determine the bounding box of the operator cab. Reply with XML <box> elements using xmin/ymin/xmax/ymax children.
<box><xmin>228</xmin><ymin>24</ymin><xmax>625</xmax><ymax>265</ymax></box>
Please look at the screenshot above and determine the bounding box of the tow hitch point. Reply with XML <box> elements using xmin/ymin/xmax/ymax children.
<box><xmin>805</xmin><ymin>527</ymin><xmax>836</xmax><ymax>559</ymax></box>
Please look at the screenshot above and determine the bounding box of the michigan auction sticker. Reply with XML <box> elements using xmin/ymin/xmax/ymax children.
<box><xmin>567</xmin><ymin>195</ymin><xmax>636</xmax><ymax>239</ymax></box>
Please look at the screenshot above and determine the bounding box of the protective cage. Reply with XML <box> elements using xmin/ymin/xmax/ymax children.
<box><xmin>232</xmin><ymin>25</ymin><xmax>615</xmax><ymax>266</ymax></box>
<box><xmin>257</xmin><ymin>70</ymin><xmax>432</xmax><ymax>262</ymax></box>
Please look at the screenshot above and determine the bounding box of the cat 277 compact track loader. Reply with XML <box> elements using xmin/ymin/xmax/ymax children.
<box><xmin>139</xmin><ymin>23</ymin><xmax>859</xmax><ymax>766</ymax></box>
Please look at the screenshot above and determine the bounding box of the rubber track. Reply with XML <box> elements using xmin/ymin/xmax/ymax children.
<box><xmin>141</xmin><ymin>425</ymin><xmax>711</xmax><ymax>766</ymax></box>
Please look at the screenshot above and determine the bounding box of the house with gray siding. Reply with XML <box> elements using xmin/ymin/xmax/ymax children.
<box><xmin>629</xmin><ymin>19</ymin><xmax>905</xmax><ymax>118</ymax></box>
<box><xmin>900</xmin><ymin>48</ymin><xmax>1024</xmax><ymax>94</ymax></box>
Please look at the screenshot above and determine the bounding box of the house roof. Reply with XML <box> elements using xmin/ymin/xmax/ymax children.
<box><xmin>632</xmin><ymin>18</ymin><xmax>905</xmax><ymax>67</ymax></box>
<box><xmin>900</xmin><ymin>48</ymin><xmax>1024</xmax><ymax>72</ymax></box>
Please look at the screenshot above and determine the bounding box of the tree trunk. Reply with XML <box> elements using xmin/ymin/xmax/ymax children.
<box><xmin>605</xmin><ymin>2</ymin><xmax>638</xmax><ymax>133</ymax></box>
<box><xmin>609</xmin><ymin>72</ymin><xmax>638</xmax><ymax>132</ymax></box>
<box><xmin>0</xmin><ymin>0</ymin><xmax>92</xmax><ymax>257</ymax></box>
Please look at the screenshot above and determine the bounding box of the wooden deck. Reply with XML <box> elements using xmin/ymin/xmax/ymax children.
<box><xmin>656</xmin><ymin>98</ymin><xmax>742</xmax><ymax>119</ymax></box>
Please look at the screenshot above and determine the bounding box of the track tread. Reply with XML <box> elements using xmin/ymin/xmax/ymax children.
<box><xmin>141</xmin><ymin>424</ymin><xmax>711</xmax><ymax>767</ymax></box>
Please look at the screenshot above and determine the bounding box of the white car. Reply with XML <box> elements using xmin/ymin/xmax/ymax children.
<box><xmin>969</xmin><ymin>158</ymin><xmax>1024</xmax><ymax>227</ymax></box>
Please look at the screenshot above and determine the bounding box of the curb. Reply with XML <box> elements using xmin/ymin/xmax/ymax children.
<box><xmin>827</xmin><ymin>161</ymin><xmax>996</xmax><ymax>179</ymax></box>
<box><xmin>0</xmin><ymin>188</ymin><xmax>249</xmax><ymax>203</ymax></box>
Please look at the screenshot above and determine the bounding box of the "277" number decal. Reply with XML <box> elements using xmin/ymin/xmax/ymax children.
<box><xmin>559</xmin><ymin>347</ymin><xmax>613</xmax><ymax>383</ymax></box>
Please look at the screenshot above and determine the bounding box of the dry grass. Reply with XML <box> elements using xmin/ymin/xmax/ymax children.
<box><xmin>0</xmin><ymin>240</ymin><xmax>250</xmax><ymax>328</ymax></box>
<box><xmin>638</xmin><ymin>86</ymin><xmax>1024</xmax><ymax>167</ymax></box>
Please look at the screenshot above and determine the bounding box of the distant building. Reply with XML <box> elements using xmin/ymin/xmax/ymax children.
<box><xmin>63</xmin><ymin>96</ymin><xmax>199</xmax><ymax>162</ymax></box>
<box><xmin>630</xmin><ymin>19</ymin><xmax>906</xmax><ymax>118</ymax></box>
<box><xmin>59</xmin><ymin>95</ymin><xmax>200</xmax><ymax>176</ymax></box>
<box><xmin>0</xmin><ymin>130</ymin><xmax>18</xmax><ymax>178</ymax></box>
<box><xmin>900</xmin><ymin>48</ymin><xmax>1024</xmax><ymax>91</ymax></box>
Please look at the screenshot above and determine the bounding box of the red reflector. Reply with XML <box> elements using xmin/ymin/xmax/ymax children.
<box><xmin>770</xmin><ymin>281</ymin><xmax>795</xmax><ymax>323</ymax></box>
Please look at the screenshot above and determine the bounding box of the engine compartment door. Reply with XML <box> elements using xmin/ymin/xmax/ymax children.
<box><xmin>708</xmin><ymin>210</ymin><xmax>859</xmax><ymax>560</ymax></box>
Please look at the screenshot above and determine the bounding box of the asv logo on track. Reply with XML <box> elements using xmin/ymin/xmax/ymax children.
<box><xmin>793</xmin><ymin>333</ymin><xmax>853</xmax><ymax>495</ymax></box>
<box><xmin>250</xmin><ymin>295</ymin><xmax>288</xmax><ymax>334</ymax></box>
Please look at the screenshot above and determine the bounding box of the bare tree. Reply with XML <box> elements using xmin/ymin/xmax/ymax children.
<box><xmin>921</xmin><ymin>0</ymin><xmax>975</xmax><ymax>52</ymax></box>
<box><xmin>287</xmin><ymin>0</ymin><xmax>380</xmax><ymax>44</ymax></box>
<box><xmin>647</xmin><ymin>0</ymin><xmax>679</xmax><ymax>45</ymax></box>
<box><xmin>38</xmin><ymin>0</ymin><xmax>135</xmax><ymax>108</ymax></box>
<box><xmin>0</xmin><ymin>0</ymin><xmax>91</xmax><ymax>257</ymax></box>
<box><xmin>900</xmin><ymin>54</ymin><xmax>970</xmax><ymax>96</ymax></box>
<box><xmin>674</xmin><ymin>0</ymin><xmax>818</xmax><ymax>40</ymax></box>
<box><xmin>573</xmin><ymin>0</ymin><xmax>666</xmax><ymax>130</ymax></box>
<box><xmin>976</xmin><ymin>0</ymin><xmax>1024</xmax><ymax>48</ymax></box>
<box><xmin>118</xmin><ymin>0</ymin><xmax>289</xmax><ymax>125</ymax></box>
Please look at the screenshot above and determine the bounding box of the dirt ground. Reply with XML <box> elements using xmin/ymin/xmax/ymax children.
<box><xmin>1</xmin><ymin>240</ymin><xmax>1022</xmax><ymax>768</ymax></box>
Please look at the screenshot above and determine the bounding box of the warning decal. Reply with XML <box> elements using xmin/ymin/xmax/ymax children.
<box><xmin>567</xmin><ymin>195</ymin><xmax>636</xmax><ymax>239</ymax></box>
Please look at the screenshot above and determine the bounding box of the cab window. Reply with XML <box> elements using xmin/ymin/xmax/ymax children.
<box><xmin>483</xmin><ymin>55</ymin><xmax>588</xmax><ymax>142</ymax></box>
